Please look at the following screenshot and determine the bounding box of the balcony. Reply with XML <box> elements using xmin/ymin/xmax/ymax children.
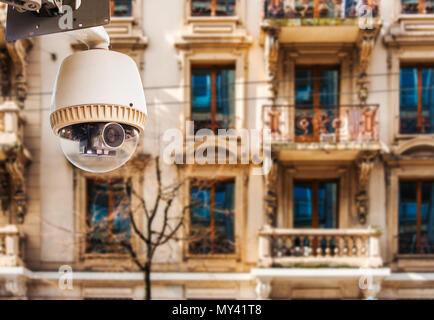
<box><xmin>0</xmin><ymin>101</ymin><xmax>26</xmax><ymax>157</ymax></box>
<box><xmin>0</xmin><ymin>225</ymin><xmax>25</xmax><ymax>267</ymax></box>
<box><xmin>258</xmin><ymin>226</ymin><xmax>383</xmax><ymax>268</ymax></box>
<box><xmin>402</xmin><ymin>0</ymin><xmax>434</xmax><ymax>14</ymax></box>
<box><xmin>262</xmin><ymin>0</ymin><xmax>381</xmax><ymax>43</ymax></box>
<box><xmin>263</xmin><ymin>104</ymin><xmax>380</xmax><ymax>160</ymax></box>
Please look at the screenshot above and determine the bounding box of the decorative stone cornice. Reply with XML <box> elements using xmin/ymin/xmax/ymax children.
<box><xmin>355</xmin><ymin>151</ymin><xmax>377</xmax><ymax>225</ymax></box>
<box><xmin>384</xmin><ymin>15</ymin><xmax>434</xmax><ymax>48</ymax></box>
<box><xmin>356</xmin><ymin>25</ymin><xmax>381</xmax><ymax>104</ymax></box>
<box><xmin>264</xmin><ymin>157</ymin><xmax>278</xmax><ymax>227</ymax></box>
<box><xmin>263</xmin><ymin>26</ymin><xmax>280</xmax><ymax>104</ymax></box>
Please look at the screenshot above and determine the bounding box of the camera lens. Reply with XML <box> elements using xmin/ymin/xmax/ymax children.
<box><xmin>102</xmin><ymin>123</ymin><xmax>125</xmax><ymax>149</ymax></box>
<box><xmin>58</xmin><ymin>122</ymin><xmax>139</xmax><ymax>173</ymax></box>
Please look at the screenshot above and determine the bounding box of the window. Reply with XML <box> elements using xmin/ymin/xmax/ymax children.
<box><xmin>191</xmin><ymin>66</ymin><xmax>235</xmax><ymax>133</ymax></box>
<box><xmin>294</xmin><ymin>66</ymin><xmax>339</xmax><ymax>142</ymax></box>
<box><xmin>86</xmin><ymin>178</ymin><xmax>131</xmax><ymax>254</ymax></box>
<box><xmin>191</xmin><ymin>0</ymin><xmax>236</xmax><ymax>17</ymax></box>
<box><xmin>111</xmin><ymin>0</ymin><xmax>133</xmax><ymax>17</ymax></box>
<box><xmin>400</xmin><ymin>66</ymin><xmax>434</xmax><ymax>134</ymax></box>
<box><xmin>293</xmin><ymin>180</ymin><xmax>339</xmax><ymax>229</ymax></box>
<box><xmin>189</xmin><ymin>179</ymin><xmax>235</xmax><ymax>255</ymax></box>
<box><xmin>399</xmin><ymin>181</ymin><xmax>434</xmax><ymax>254</ymax></box>
<box><xmin>402</xmin><ymin>0</ymin><xmax>434</xmax><ymax>14</ymax></box>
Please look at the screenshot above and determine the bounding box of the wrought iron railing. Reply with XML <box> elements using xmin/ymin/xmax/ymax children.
<box><xmin>262</xmin><ymin>104</ymin><xmax>379</xmax><ymax>143</ymax></box>
<box><xmin>264</xmin><ymin>0</ymin><xmax>380</xmax><ymax>19</ymax></box>
<box><xmin>258</xmin><ymin>226</ymin><xmax>383</xmax><ymax>268</ymax></box>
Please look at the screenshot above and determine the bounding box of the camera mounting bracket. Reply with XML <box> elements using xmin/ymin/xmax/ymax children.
<box><xmin>5</xmin><ymin>0</ymin><xmax>110</xmax><ymax>41</ymax></box>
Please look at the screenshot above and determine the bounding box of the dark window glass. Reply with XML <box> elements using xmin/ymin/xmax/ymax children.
<box><xmin>192</xmin><ymin>0</ymin><xmax>235</xmax><ymax>17</ymax></box>
<box><xmin>191</xmin><ymin>67</ymin><xmax>235</xmax><ymax>133</ymax></box>
<box><xmin>293</xmin><ymin>182</ymin><xmax>314</xmax><ymax>228</ymax></box>
<box><xmin>87</xmin><ymin>179</ymin><xmax>131</xmax><ymax>254</ymax></box>
<box><xmin>293</xmin><ymin>181</ymin><xmax>338</xmax><ymax>229</ymax></box>
<box><xmin>295</xmin><ymin>67</ymin><xmax>339</xmax><ymax>141</ymax></box>
<box><xmin>400</xmin><ymin>66</ymin><xmax>434</xmax><ymax>134</ymax></box>
<box><xmin>189</xmin><ymin>180</ymin><xmax>235</xmax><ymax>255</ymax></box>
<box><xmin>111</xmin><ymin>0</ymin><xmax>132</xmax><ymax>17</ymax></box>
<box><xmin>399</xmin><ymin>181</ymin><xmax>434</xmax><ymax>254</ymax></box>
<box><xmin>402</xmin><ymin>0</ymin><xmax>434</xmax><ymax>14</ymax></box>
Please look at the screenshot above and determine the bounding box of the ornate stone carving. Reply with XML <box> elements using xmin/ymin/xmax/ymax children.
<box><xmin>356</xmin><ymin>152</ymin><xmax>377</xmax><ymax>224</ymax></box>
<box><xmin>263</xmin><ymin>27</ymin><xmax>280</xmax><ymax>103</ymax></box>
<box><xmin>5</xmin><ymin>278</ymin><xmax>27</xmax><ymax>299</ymax></box>
<box><xmin>264</xmin><ymin>157</ymin><xmax>278</xmax><ymax>227</ymax></box>
<box><xmin>256</xmin><ymin>279</ymin><xmax>271</xmax><ymax>300</ymax></box>
<box><xmin>3</xmin><ymin>150</ymin><xmax>30</xmax><ymax>224</ymax></box>
<box><xmin>357</xmin><ymin>27</ymin><xmax>380</xmax><ymax>104</ymax></box>
<box><xmin>6</xmin><ymin>39</ymin><xmax>33</xmax><ymax>109</ymax></box>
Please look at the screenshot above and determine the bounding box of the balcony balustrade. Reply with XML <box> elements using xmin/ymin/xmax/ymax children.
<box><xmin>263</xmin><ymin>104</ymin><xmax>379</xmax><ymax>145</ymax></box>
<box><xmin>402</xmin><ymin>0</ymin><xmax>434</xmax><ymax>14</ymax></box>
<box><xmin>258</xmin><ymin>227</ymin><xmax>383</xmax><ymax>268</ymax></box>
<box><xmin>0</xmin><ymin>225</ymin><xmax>25</xmax><ymax>267</ymax></box>
<box><xmin>264</xmin><ymin>0</ymin><xmax>379</xmax><ymax>20</ymax></box>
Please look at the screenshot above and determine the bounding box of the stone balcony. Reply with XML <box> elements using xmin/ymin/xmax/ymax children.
<box><xmin>252</xmin><ymin>226</ymin><xmax>390</xmax><ymax>299</ymax></box>
<box><xmin>0</xmin><ymin>225</ymin><xmax>25</xmax><ymax>267</ymax></box>
<box><xmin>258</xmin><ymin>226</ymin><xmax>383</xmax><ymax>268</ymax></box>
<box><xmin>262</xmin><ymin>0</ymin><xmax>381</xmax><ymax>44</ymax></box>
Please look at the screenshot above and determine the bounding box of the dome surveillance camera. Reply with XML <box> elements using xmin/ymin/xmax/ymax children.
<box><xmin>50</xmin><ymin>49</ymin><xmax>147</xmax><ymax>173</ymax></box>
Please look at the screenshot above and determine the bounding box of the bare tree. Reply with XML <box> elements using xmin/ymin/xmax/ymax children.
<box><xmin>41</xmin><ymin>157</ymin><xmax>219</xmax><ymax>300</ymax></box>
<box><xmin>118</xmin><ymin>157</ymin><xmax>198</xmax><ymax>300</ymax></box>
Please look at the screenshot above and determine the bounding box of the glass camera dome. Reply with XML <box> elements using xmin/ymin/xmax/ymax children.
<box><xmin>58</xmin><ymin>122</ymin><xmax>139</xmax><ymax>173</ymax></box>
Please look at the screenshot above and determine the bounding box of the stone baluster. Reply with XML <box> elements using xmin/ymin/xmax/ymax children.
<box><xmin>284</xmin><ymin>236</ymin><xmax>292</xmax><ymax>256</ymax></box>
<box><xmin>343</xmin><ymin>237</ymin><xmax>350</xmax><ymax>257</ymax></box>
<box><xmin>276</xmin><ymin>236</ymin><xmax>283</xmax><ymax>257</ymax></box>
<box><xmin>316</xmin><ymin>236</ymin><xmax>323</xmax><ymax>257</ymax></box>
<box><xmin>259</xmin><ymin>233</ymin><xmax>271</xmax><ymax>265</ymax></box>
<box><xmin>355</xmin><ymin>236</ymin><xmax>362</xmax><ymax>257</ymax></box>
<box><xmin>0</xmin><ymin>235</ymin><xmax>5</xmax><ymax>255</ymax></box>
<box><xmin>5</xmin><ymin>233</ymin><xmax>18</xmax><ymax>257</ymax></box>
<box><xmin>361</xmin><ymin>235</ymin><xmax>369</xmax><ymax>257</ymax></box>
<box><xmin>337</xmin><ymin>236</ymin><xmax>345</xmax><ymax>256</ymax></box>
<box><xmin>368</xmin><ymin>233</ymin><xmax>380</xmax><ymax>258</ymax></box>
<box><xmin>289</xmin><ymin>235</ymin><xmax>295</xmax><ymax>256</ymax></box>
<box><xmin>325</xmin><ymin>236</ymin><xmax>332</xmax><ymax>257</ymax></box>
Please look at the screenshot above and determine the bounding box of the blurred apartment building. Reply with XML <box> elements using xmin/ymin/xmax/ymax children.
<box><xmin>0</xmin><ymin>0</ymin><xmax>434</xmax><ymax>299</ymax></box>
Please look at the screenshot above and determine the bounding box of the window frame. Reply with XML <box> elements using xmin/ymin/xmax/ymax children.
<box><xmin>294</xmin><ymin>65</ymin><xmax>341</xmax><ymax>142</ymax></box>
<box><xmin>180</xmin><ymin>168</ymin><xmax>246</xmax><ymax>264</ymax></box>
<box><xmin>386</xmin><ymin>162</ymin><xmax>434</xmax><ymax>270</ymax></box>
<box><xmin>74</xmin><ymin>166</ymin><xmax>144</xmax><ymax>269</ymax></box>
<box><xmin>292</xmin><ymin>179</ymin><xmax>340</xmax><ymax>229</ymax></box>
<box><xmin>85</xmin><ymin>177</ymin><xmax>132</xmax><ymax>255</ymax></box>
<box><xmin>110</xmin><ymin>0</ymin><xmax>133</xmax><ymax>18</ymax></box>
<box><xmin>188</xmin><ymin>178</ymin><xmax>236</xmax><ymax>256</ymax></box>
<box><xmin>190</xmin><ymin>0</ymin><xmax>236</xmax><ymax>17</ymax></box>
<box><xmin>400</xmin><ymin>63</ymin><xmax>434</xmax><ymax>135</ymax></box>
<box><xmin>398</xmin><ymin>179</ymin><xmax>434</xmax><ymax>256</ymax></box>
<box><xmin>191</xmin><ymin>64</ymin><xmax>236</xmax><ymax>133</ymax></box>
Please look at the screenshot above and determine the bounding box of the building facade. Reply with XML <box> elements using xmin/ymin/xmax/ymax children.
<box><xmin>0</xmin><ymin>0</ymin><xmax>434</xmax><ymax>299</ymax></box>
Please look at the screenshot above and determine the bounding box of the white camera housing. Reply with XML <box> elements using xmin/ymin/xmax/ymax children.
<box><xmin>50</xmin><ymin>49</ymin><xmax>147</xmax><ymax>173</ymax></box>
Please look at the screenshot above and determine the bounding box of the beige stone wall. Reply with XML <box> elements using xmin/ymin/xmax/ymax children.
<box><xmin>2</xmin><ymin>0</ymin><xmax>432</xmax><ymax>299</ymax></box>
